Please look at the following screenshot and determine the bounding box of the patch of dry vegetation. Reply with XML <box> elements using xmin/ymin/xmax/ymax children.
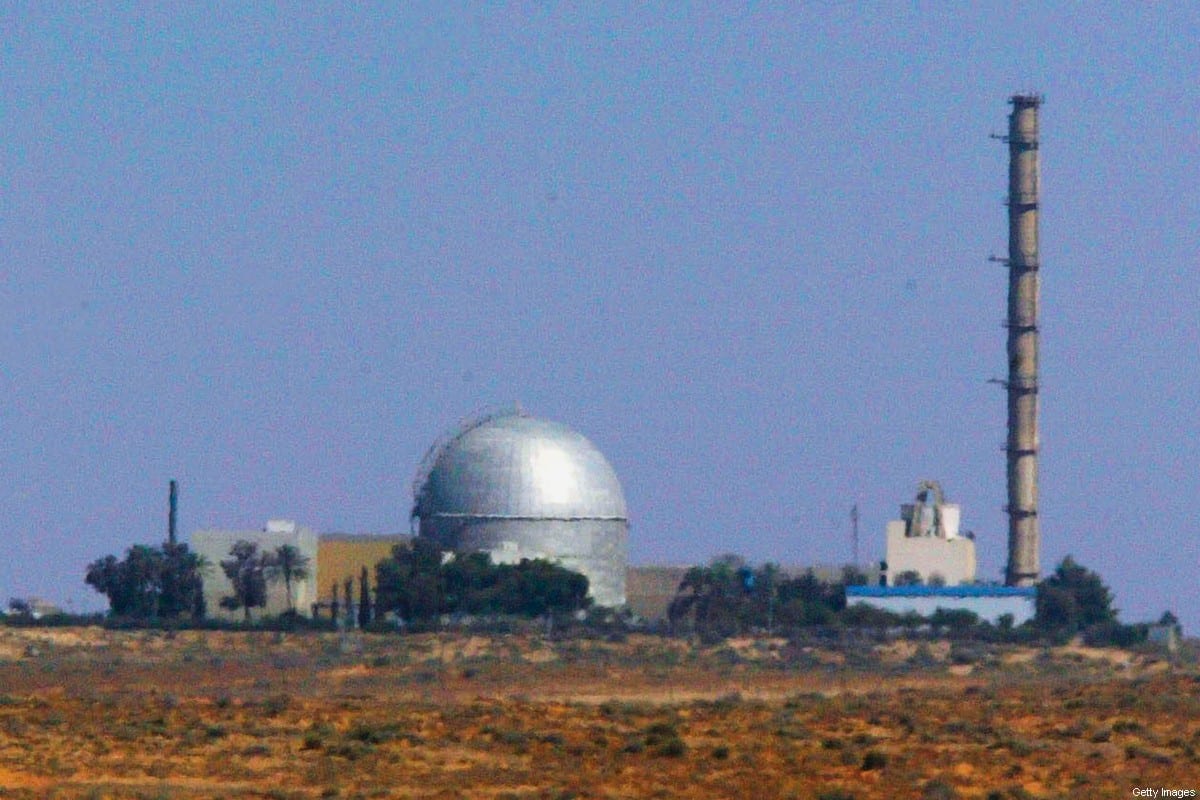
<box><xmin>0</xmin><ymin>627</ymin><xmax>1194</xmax><ymax>798</ymax></box>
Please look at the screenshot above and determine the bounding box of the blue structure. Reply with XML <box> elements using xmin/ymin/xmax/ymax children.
<box><xmin>846</xmin><ymin>585</ymin><xmax>1036</xmax><ymax>625</ymax></box>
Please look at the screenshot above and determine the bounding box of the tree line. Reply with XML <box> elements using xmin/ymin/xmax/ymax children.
<box><xmin>83</xmin><ymin>536</ymin><xmax>589</xmax><ymax>626</ymax></box>
<box><xmin>667</xmin><ymin>555</ymin><xmax>862</xmax><ymax>641</ymax></box>
<box><xmin>666</xmin><ymin>553</ymin><xmax>1170</xmax><ymax>646</ymax></box>
<box><xmin>84</xmin><ymin>540</ymin><xmax>313</xmax><ymax>623</ymax></box>
<box><xmin>79</xmin><ymin>537</ymin><xmax>1176</xmax><ymax>648</ymax></box>
<box><xmin>374</xmin><ymin>537</ymin><xmax>589</xmax><ymax>623</ymax></box>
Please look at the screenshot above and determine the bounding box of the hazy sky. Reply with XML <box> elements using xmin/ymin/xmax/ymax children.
<box><xmin>3</xmin><ymin>5</ymin><xmax>1198</xmax><ymax>630</ymax></box>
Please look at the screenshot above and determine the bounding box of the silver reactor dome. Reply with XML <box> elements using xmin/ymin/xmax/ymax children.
<box><xmin>412</xmin><ymin>412</ymin><xmax>629</xmax><ymax>607</ymax></box>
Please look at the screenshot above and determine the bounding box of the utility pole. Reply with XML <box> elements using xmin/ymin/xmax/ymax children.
<box><xmin>850</xmin><ymin>504</ymin><xmax>860</xmax><ymax>566</ymax></box>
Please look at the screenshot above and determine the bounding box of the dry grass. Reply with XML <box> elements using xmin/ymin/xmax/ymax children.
<box><xmin>0</xmin><ymin>627</ymin><xmax>1193</xmax><ymax>798</ymax></box>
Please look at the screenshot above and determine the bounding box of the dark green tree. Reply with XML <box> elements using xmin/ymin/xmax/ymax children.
<box><xmin>358</xmin><ymin>566</ymin><xmax>371</xmax><ymax>628</ymax></box>
<box><xmin>503</xmin><ymin>558</ymin><xmax>589</xmax><ymax>617</ymax></box>
<box><xmin>220</xmin><ymin>540</ymin><xmax>268</xmax><ymax>622</ymax></box>
<box><xmin>669</xmin><ymin>558</ymin><xmax>859</xmax><ymax>639</ymax></box>
<box><xmin>840</xmin><ymin>565</ymin><xmax>869</xmax><ymax>587</ymax></box>
<box><xmin>373</xmin><ymin>539</ymin><xmax>590</xmax><ymax>623</ymax></box>
<box><xmin>263</xmin><ymin>544</ymin><xmax>311</xmax><ymax>615</ymax></box>
<box><xmin>929</xmin><ymin>607</ymin><xmax>980</xmax><ymax>634</ymax></box>
<box><xmin>443</xmin><ymin>551</ymin><xmax>500</xmax><ymax>614</ymax></box>
<box><xmin>159</xmin><ymin>541</ymin><xmax>208</xmax><ymax>618</ymax></box>
<box><xmin>86</xmin><ymin>542</ymin><xmax>207</xmax><ymax>619</ymax></box>
<box><xmin>375</xmin><ymin>538</ymin><xmax>447</xmax><ymax>621</ymax></box>
<box><xmin>7</xmin><ymin>598</ymin><xmax>33</xmax><ymax>618</ymax></box>
<box><xmin>774</xmin><ymin>569</ymin><xmax>844</xmax><ymax>627</ymax></box>
<box><xmin>87</xmin><ymin>545</ymin><xmax>161</xmax><ymax>617</ymax></box>
<box><xmin>1035</xmin><ymin>556</ymin><xmax>1117</xmax><ymax>634</ymax></box>
<box><xmin>667</xmin><ymin>555</ymin><xmax>755</xmax><ymax>640</ymax></box>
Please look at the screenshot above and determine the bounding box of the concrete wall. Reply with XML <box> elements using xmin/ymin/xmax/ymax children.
<box><xmin>885</xmin><ymin>521</ymin><xmax>976</xmax><ymax>586</ymax></box>
<box><xmin>192</xmin><ymin>522</ymin><xmax>318</xmax><ymax>620</ymax></box>
<box><xmin>625</xmin><ymin>566</ymin><xmax>691</xmax><ymax>622</ymax></box>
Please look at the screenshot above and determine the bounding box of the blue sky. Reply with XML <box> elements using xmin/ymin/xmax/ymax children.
<box><xmin>2</xmin><ymin>5</ymin><xmax>1198</xmax><ymax>629</ymax></box>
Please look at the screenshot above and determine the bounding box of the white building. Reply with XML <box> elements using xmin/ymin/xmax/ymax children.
<box><xmin>847</xmin><ymin>585</ymin><xmax>1037</xmax><ymax>625</ymax></box>
<box><xmin>191</xmin><ymin>520</ymin><xmax>319</xmax><ymax>620</ymax></box>
<box><xmin>884</xmin><ymin>481</ymin><xmax>976</xmax><ymax>586</ymax></box>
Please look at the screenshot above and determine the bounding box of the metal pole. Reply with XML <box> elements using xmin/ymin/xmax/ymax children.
<box><xmin>168</xmin><ymin>479</ymin><xmax>178</xmax><ymax>546</ymax></box>
<box><xmin>850</xmin><ymin>504</ymin><xmax>860</xmax><ymax>566</ymax></box>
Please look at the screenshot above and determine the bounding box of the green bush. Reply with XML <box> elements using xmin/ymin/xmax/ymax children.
<box><xmin>374</xmin><ymin>540</ymin><xmax>591</xmax><ymax>621</ymax></box>
<box><xmin>261</xmin><ymin>694</ymin><xmax>291</xmax><ymax>716</ymax></box>
<box><xmin>923</xmin><ymin>779</ymin><xmax>959</xmax><ymax>800</ymax></box>
<box><xmin>1035</xmin><ymin>556</ymin><xmax>1116</xmax><ymax>634</ymax></box>
<box><xmin>652</xmin><ymin>735</ymin><xmax>687</xmax><ymax>758</ymax></box>
<box><xmin>1083</xmin><ymin>621</ymin><xmax>1148</xmax><ymax>648</ymax></box>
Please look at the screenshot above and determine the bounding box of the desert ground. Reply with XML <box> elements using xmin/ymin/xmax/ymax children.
<box><xmin>0</xmin><ymin>626</ymin><xmax>1195</xmax><ymax>799</ymax></box>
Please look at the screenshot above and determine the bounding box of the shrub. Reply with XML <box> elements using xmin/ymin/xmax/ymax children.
<box><xmin>652</xmin><ymin>735</ymin><xmax>687</xmax><ymax>758</ymax></box>
<box><xmin>818</xmin><ymin>791</ymin><xmax>857</xmax><ymax>800</ymax></box>
<box><xmin>1083</xmin><ymin>621</ymin><xmax>1148</xmax><ymax>648</ymax></box>
<box><xmin>1111</xmin><ymin>718</ymin><xmax>1144</xmax><ymax>734</ymax></box>
<box><xmin>346</xmin><ymin>721</ymin><xmax>415</xmax><ymax>746</ymax></box>
<box><xmin>301</xmin><ymin>724</ymin><xmax>333</xmax><ymax>750</ymax></box>
<box><xmin>860</xmin><ymin>750</ymin><xmax>887</xmax><ymax>770</ymax></box>
<box><xmin>262</xmin><ymin>694</ymin><xmax>291</xmax><ymax>716</ymax></box>
<box><xmin>923</xmin><ymin>779</ymin><xmax>959</xmax><ymax>800</ymax></box>
<box><xmin>327</xmin><ymin>740</ymin><xmax>373</xmax><ymax>760</ymax></box>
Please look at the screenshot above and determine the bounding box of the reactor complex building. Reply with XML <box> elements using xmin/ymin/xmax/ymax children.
<box><xmin>411</xmin><ymin>412</ymin><xmax>629</xmax><ymax>607</ymax></box>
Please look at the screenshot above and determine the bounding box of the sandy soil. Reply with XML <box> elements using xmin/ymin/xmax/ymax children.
<box><xmin>0</xmin><ymin>627</ymin><xmax>1194</xmax><ymax>799</ymax></box>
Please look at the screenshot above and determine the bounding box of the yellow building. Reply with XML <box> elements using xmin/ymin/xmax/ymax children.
<box><xmin>315</xmin><ymin>533</ymin><xmax>410</xmax><ymax>612</ymax></box>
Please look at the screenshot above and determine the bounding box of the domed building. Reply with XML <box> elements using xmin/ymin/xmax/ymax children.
<box><xmin>412</xmin><ymin>412</ymin><xmax>629</xmax><ymax>607</ymax></box>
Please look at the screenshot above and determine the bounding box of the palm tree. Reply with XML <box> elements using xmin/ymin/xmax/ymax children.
<box><xmin>357</xmin><ymin>566</ymin><xmax>371</xmax><ymax>629</ymax></box>
<box><xmin>667</xmin><ymin>555</ymin><xmax>750</xmax><ymax>639</ymax></box>
<box><xmin>221</xmin><ymin>540</ymin><xmax>268</xmax><ymax>622</ymax></box>
<box><xmin>264</xmin><ymin>544</ymin><xmax>311</xmax><ymax>615</ymax></box>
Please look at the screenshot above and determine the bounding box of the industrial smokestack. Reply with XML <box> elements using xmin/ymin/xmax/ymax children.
<box><xmin>168</xmin><ymin>479</ymin><xmax>178</xmax><ymax>546</ymax></box>
<box><xmin>1002</xmin><ymin>94</ymin><xmax>1041</xmax><ymax>586</ymax></box>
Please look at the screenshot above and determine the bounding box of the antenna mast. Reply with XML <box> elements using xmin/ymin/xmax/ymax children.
<box><xmin>850</xmin><ymin>504</ymin><xmax>860</xmax><ymax>565</ymax></box>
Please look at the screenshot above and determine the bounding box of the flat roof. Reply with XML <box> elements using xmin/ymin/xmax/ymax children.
<box><xmin>847</xmin><ymin>586</ymin><xmax>1036</xmax><ymax>598</ymax></box>
<box><xmin>318</xmin><ymin>533</ymin><xmax>411</xmax><ymax>542</ymax></box>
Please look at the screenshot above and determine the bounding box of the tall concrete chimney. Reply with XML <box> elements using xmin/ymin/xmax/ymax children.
<box><xmin>1002</xmin><ymin>94</ymin><xmax>1041</xmax><ymax>586</ymax></box>
<box><xmin>168</xmin><ymin>479</ymin><xmax>178</xmax><ymax>546</ymax></box>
